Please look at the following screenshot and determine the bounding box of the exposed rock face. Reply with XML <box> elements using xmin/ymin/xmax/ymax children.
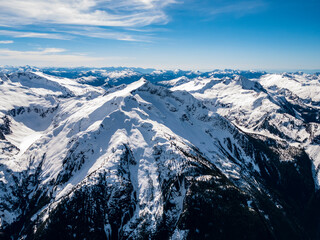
<box><xmin>0</xmin><ymin>70</ymin><xmax>320</xmax><ymax>239</ymax></box>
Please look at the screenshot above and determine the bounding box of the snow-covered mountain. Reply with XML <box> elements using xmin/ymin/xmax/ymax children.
<box><xmin>0</xmin><ymin>69</ymin><xmax>320</xmax><ymax>239</ymax></box>
<box><xmin>0</xmin><ymin>66</ymin><xmax>267</xmax><ymax>87</ymax></box>
<box><xmin>164</xmin><ymin>73</ymin><xmax>320</xmax><ymax>184</ymax></box>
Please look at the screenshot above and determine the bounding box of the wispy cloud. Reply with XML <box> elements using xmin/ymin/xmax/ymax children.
<box><xmin>62</xmin><ymin>26</ymin><xmax>155</xmax><ymax>42</ymax></box>
<box><xmin>0</xmin><ymin>0</ymin><xmax>177</xmax><ymax>42</ymax></box>
<box><xmin>0</xmin><ymin>30</ymin><xmax>70</xmax><ymax>40</ymax></box>
<box><xmin>0</xmin><ymin>27</ymin><xmax>155</xmax><ymax>42</ymax></box>
<box><xmin>0</xmin><ymin>48</ymin><xmax>68</xmax><ymax>57</ymax></box>
<box><xmin>0</xmin><ymin>0</ymin><xmax>176</xmax><ymax>27</ymax></box>
<box><xmin>0</xmin><ymin>40</ymin><xmax>13</xmax><ymax>44</ymax></box>
<box><xmin>0</xmin><ymin>48</ymin><xmax>132</xmax><ymax>67</ymax></box>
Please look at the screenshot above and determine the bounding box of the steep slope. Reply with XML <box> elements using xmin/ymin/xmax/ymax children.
<box><xmin>0</xmin><ymin>72</ymin><xmax>319</xmax><ymax>239</ymax></box>
<box><xmin>168</xmin><ymin>73</ymin><xmax>320</xmax><ymax>185</ymax></box>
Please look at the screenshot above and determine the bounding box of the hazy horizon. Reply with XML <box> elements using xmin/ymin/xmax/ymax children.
<box><xmin>1</xmin><ymin>65</ymin><xmax>320</xmax><ymax>74</ymax></box>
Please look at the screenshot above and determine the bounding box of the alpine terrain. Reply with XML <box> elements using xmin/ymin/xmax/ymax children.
<box><xmin>1</xmin><ymin>67</ymin><xmax>320</xmax><ymax>240</ymax></box>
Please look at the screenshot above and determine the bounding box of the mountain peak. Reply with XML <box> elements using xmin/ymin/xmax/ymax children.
<box><xmin>1</xmin><ymin>69</ymin><xmax>320</xmax><ymax>239</ymax></box>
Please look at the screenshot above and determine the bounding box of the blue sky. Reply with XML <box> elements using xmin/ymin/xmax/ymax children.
<box><xmin>0</xmin><ymin>0</ymin><xmax>319</xmax><ymax>70</ymax></box>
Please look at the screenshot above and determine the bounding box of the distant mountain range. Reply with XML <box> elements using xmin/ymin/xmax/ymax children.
<box><xmin>1</xmin><ymin>68</ymin><xmax>320</xmax><ymax>239</ymax></box>
<box><xmin>0</xmin><ymin>66</ymin><xmax>268</xmax><ymax>86</ymax></box>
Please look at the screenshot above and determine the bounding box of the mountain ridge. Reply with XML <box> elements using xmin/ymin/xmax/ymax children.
<box><xmin>1</xmin><ymin>69</ymin><xmax>320</xmax><ymax>239</ymax></box>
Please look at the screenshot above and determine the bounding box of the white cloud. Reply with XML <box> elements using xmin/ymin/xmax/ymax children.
<box><xmin>0</xmin><ymin>0</ymin><xmax>176</xmax><ymax>27</ymax></box>
<box><xmin>0</xmin><ymin>48</ymin><xmax>68</xmax><ymax>56</ymax></box>
<box><xmin>0</xmin><ymin>28</ymin><xmax>155</xmax><ymax>42</ymax></box>
<box><xmin>0</xmin><ymin>48</ymin><xmax>132</xmax><ymax>67</ymax></box>
<box><xmin>0</xmin><ymin>0</ymin><xmax>177</xmax><ymax>42</ymax></box>
<box><xmin>40</xmin><ymin>48</ymin><xmax>67</xmax><ymax>53</ymax></box>
<box><xmin>0</xmin><ymin>30</ymin><xmax>70</xmax><ymax>40</ymax></box>
<box><xmin>62</xmin><ymin>26</ymin><xmax>155</xmax><ymax>42</ymax></box>
<box><xmin>0</xmin><ymin>40</ymin><xmax>13</xmax><ymax>44</ymax></box>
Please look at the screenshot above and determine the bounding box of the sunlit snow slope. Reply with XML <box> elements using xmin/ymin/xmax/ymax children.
<box><xmin>0</xmin><ymin>70</ymin><xmax>320</xmax><ymax>240</ymax></box>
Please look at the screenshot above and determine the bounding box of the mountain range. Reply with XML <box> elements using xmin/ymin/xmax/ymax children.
<box><xmin>1</xmin><ymin>67</ymin><xmax>320</xmax><ymax>239</ymax></box>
